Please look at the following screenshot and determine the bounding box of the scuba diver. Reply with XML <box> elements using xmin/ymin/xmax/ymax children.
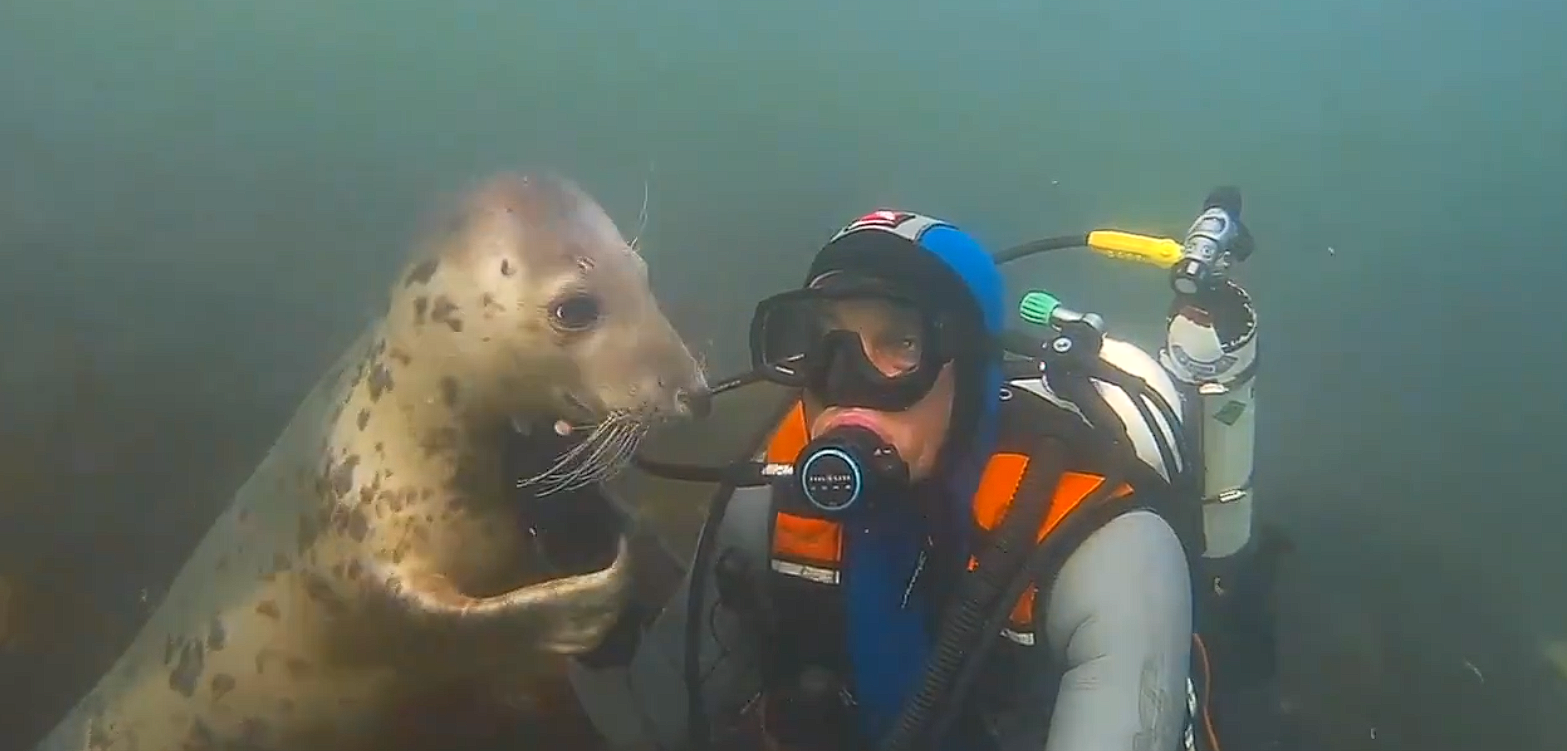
<box><xmin>570</xmin><ymin>191</ymin><xmax>1270</xmax><ymax>751</ymax></box>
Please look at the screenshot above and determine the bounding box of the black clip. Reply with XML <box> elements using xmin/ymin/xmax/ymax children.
<box><xmin>1039</xmin><ymin>318</ymin><xmax>1105</xmax><ymax>376</ymax></box>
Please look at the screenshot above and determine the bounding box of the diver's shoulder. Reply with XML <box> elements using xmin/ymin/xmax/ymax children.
<box><xmin>1090</xmin><ymin>508</ymin><xmax>1185</xmax><ymax>555</ymax></box>
<box><xmin>1042</xmin><ymin>509</ymin><xmax>1189</xmax><ymax>654</ymax></box>
<box><xmin>1054</xmin><ymin>510</ymin><xmax>1189</xmax><ymax>611</ymax></box>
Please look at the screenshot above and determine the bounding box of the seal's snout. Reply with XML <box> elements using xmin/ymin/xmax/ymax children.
<box><xmin>677</xmin><ymin>385</ymin><xmax>713</xmax><ymax>420</ymax></box>
<box><xmin>666</xmin><ymin>357</ymin><xmax>711</xmax><ymax>420</ymax></box>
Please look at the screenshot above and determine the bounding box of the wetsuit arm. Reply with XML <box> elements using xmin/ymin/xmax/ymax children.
<box><xmin>568</xmin><ymin>488</ymin><xmax>772</xmax><ymax>750</ymax></box>
<box><xmin>1038</xmin><ymin>509</ymin><xmax>1193</xmax><ymax>751</ymax></box>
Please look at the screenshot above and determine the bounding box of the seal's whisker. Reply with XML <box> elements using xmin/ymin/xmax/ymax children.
<box><xmin>581</xmin><ymin>419</ymin><xmax>635</xmax><ymax>468</ymax></box>
<box><xmin>518</xmin><ymin>427</ymin><xmax>605</xmax><ymax>491</ymax></box>
<box><xmin>571</xmin><ymin>418</ymin><xmax>646</xmax><ymax>488</ymax></box>
<box><xmin>629</xmin><ymin>162</ymin><xmax>653</xmax><ymax>251</ymax></box>
<box><xmin>526</xmin><ymin>433</ymin><xmax>613</xmax><ymax>487</ymax></box>
<box><xmin>607</xmin><ymin>425</ymin><xmax>651</xmax><ymax>478</ymax></box>
<box><xmin>594</xmin><ymin>420</ymin><xmax>648</xmax><ymax>477</ymax></box>
<box><xmin>555</xmin><ymin>417</ymin><xmax>650</xmax><ymax>493</ymax></box>
<box><xmin>527</xmin><ymin>425</ymin><xmax>606</xmax><ymax>480</ymax></box>
<box><xmin>517</xmin><ymin>410</ymin><xmax>648</xmax><ymax>494</ymax></box>
<box><xmin>558</xmin><ymin>420</ymin><xmax>648</xmax><ymax>492</ymax></box>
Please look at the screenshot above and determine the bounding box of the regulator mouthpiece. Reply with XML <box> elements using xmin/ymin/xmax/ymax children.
<box><xmin>796</xmin><ymin>426</ymin><xmax>909</xmax><ymax>515</ymax></box>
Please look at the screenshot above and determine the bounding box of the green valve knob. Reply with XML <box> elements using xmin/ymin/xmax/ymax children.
<box><xmin>1018</xmin><ymin>291</ymin><xmax>1060</xmax><ymax>326</ymax></box>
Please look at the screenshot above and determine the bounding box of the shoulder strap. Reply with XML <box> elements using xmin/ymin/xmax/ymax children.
<box><xmin>1002</xmin><ymin>377</ymin><xmax>1204</xmax><ymax>560</ymax></box>
<box><xmin>927</xmin><ymin>480</ymin><xmax>1148</xmax><ymax>746</ymax></box>
<box><xmin>878</xmin><ymin>432</ymin><xmax>1071</xmax><ymax>751</ymax></box>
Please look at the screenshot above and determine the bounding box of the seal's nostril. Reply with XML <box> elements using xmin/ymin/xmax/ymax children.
<box><xmin>677</xmin><ymin>387</ymin><xmax>712</xmax><ymax>419</ymax></box>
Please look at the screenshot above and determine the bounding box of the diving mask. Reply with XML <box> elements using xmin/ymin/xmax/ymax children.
<box><xmin>749</xmin><ymin>275</ymin><xmax>974</xmax><ymax>412</ymax></box>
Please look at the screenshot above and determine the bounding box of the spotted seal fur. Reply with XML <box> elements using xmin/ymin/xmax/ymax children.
<box><xmin>31</xmin><ymin>173</ymin><xmax>707</xmax><ymax>751</ymax></box>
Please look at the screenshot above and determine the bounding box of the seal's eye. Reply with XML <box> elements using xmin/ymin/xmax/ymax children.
<box><xmin>551</xmin><ymin>294</ymin><xmax>602</xmax><ymax>332</ymax></box>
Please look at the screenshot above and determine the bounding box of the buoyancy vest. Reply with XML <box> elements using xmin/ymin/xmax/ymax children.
<box><xmin>747</xmin><ymin>394</ymin><xmax>1222</xmax><ymax>751</ymax></box>
<box><xmin>763</xmin><ymin>397</ymin><xmax>1132</xmax><ymax>648</ymax></box>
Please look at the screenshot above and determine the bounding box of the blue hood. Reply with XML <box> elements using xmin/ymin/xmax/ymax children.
<box><xmin>808</xmin><ymin>214</ymin><xmax>1005</xmax><ymax>747</ymax></box>
<box><xmin>915</xmin><ymin>220</ymin><xmax>1006</xmax><ymax>443</ymax></box>
<box><xmin>905</xmin><ymin>221</ymin><xmax>1006</xmax><ymax>513</ymax></box>
<box><xmin>916</xmin><ymin>224</ymin><xmax>1007</xmax><ymax>337</ymax></box>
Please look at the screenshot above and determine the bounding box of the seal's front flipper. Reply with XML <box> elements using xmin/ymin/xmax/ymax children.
<box><xmin>575</xmin><ymin>597</ymin><xmax>653</xmax><ymax>669</ymax></box>
<box><xmin>381</xmin><ymin>536</ymin><xmax>633</xmax><ymax>655</ymax></box>
<box><xmin>574</xmin><ymin>522</ymin><xmax>685</xmax><ymax>670</ymax></box>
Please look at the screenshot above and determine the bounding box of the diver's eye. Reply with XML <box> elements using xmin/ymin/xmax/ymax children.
<box><xmin>878</xmin><ymin>330</ymin><xmax>922</xmax><ymax>355</ymax></box>
<box><xmin>550</xmin><ymin>294</ymin><xmax>602</xmax><ymax>332</ymax></box>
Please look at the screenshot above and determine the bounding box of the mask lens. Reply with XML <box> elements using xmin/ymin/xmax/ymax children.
<box><xmin>818</xmin><ymin>296</ymin><xmax>925</xmax><ymax>377</ymax></box>
<box><xmin>754</xmin><ymin>302</ymin><xmax>817</xmax><ymax>384</ymax></box>
<box><xmin>756</xmin><ymin>293</ymin><xmax>929</xmax><ymax>378</ymax></box>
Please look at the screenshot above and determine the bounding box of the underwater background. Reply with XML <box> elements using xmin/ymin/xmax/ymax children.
<box><xmin>1</xmin><ymin>0</ymin><xmax>1564</xmax><ymax>747</ymax></box>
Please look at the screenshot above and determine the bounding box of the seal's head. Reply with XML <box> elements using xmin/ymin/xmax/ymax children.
<box><xmin>389</xmin><ymin>173</ymin><xmax>708</xmax><ymax>489</ymax></box>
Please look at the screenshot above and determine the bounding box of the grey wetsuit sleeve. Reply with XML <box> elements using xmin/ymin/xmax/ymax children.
<box><xmin>568</xmin><ymin>487</ymin><xmax>772</xmax><ymax>750</ymax></box>
<box><xmin>1038</xmin><ymin>509</ymin><xmax>1193</xmax><ymax>751</ymax></box>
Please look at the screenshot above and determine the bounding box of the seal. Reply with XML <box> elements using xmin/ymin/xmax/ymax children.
<box><xmin>31</xmin><ymin>173</ymin><xmax>709</xmax><ymax>751</ymax></box>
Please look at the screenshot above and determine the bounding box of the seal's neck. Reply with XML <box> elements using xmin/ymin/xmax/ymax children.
<box><xmin>344</xmin><ymin>327</ymin><xmax>516</xmax><ymax>501</ymax></box>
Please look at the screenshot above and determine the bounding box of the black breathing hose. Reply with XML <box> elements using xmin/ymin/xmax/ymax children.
<box><xmin>875</xmin><ymin>439</ymin><xmax>1068</xmax><ymax>751</ymax></box>
<box><xmin>991</xmin><ymin>234</ymin><xmax>1090</xmax><ymax>265</ymax></box>
<box><xmin>1095</xmin><ymin>363</ymin><xmax>1194</xmax><ymax>486</ymax></box>
<box><xmin>1128</xmin><ymin>387</ymin><xmax>1179</xmax><ymax>482</ymax></box>
<box><xmin>923</xmin><ymin>374</ymin><xmax>1188</xmax><ymax>743</ymax></box>
<box><xmin>683</xmin><ymin>482</ymin><xmax>735</xmax><ymax>751</ymax></box>
<box><xmin>681</xmin><ymin>393</ymin><xmax>797</xmax><ymax>751</ymax></box>
<box><xmin>631</xmin><ymin>456</ymin><xmax>728</xmax><ymax>484</ymax></box>
<box><xmin>877</xmin><ymin>351</ymin><xmax>1154</xmax><ymax>750</ymax></box>
<box><xmin>642</xmin><ymin>365</ymin><xmax>781</xmax><ymax>747</ymax></box>
<box><xmin>927</xmin><ymin>471</ymin><xmax>1130</xmax><ymax>742</ymax></box>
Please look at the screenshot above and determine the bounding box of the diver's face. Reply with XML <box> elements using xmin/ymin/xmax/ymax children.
<box><xmin>803</xmin><ymin>298</ymin><xmax>954</xmax><ymax>483</ymax></box>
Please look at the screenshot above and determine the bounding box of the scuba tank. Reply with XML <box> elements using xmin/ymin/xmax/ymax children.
<box><xmin>1157</xmin><ymin>188</ymin><xmax>1277</xmax><ymax>708</ymax></box>
<box><xmin>1157</xmin><ymin>186</ymin><xmax>1259</xmax><ymax>561</ymax></box>
<box><xmin>1162</xmin><ymin>283</ymin><xmax>1257</xmax><ymax>559</ymax></box>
